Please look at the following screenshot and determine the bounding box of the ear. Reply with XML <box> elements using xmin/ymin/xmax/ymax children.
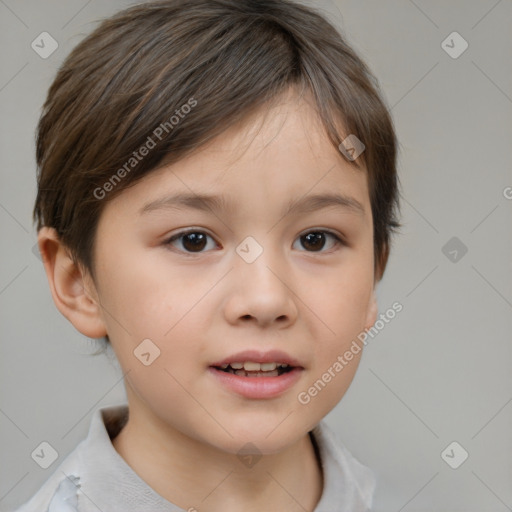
<box><xmin>375</xmin><ymin>241</ymin><xmax>390</xmax><ymax>283</ymax></box>
<box><xmin>37</xmin><ymin>227</ymin><xmax>107</xmax><ymax>338</ymax></box>
<box><xmin>364</xmin><ymin>287</ymin><xmax>378</xmax><ymax>331</ymax></box>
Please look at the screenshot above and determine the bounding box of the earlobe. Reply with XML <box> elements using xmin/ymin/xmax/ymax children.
<box><xmin>38</xmin><ymin>227</ymin><xmax>107</xmax><ymax>339</ymax></box>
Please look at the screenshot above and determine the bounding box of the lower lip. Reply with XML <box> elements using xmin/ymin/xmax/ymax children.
<box><xmin>208</xmin><ymin>367</ymin><xmax>303</xmax><ymax>399</ymax></box>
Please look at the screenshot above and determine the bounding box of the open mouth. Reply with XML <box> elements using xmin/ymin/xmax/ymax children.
<box><xmin>213</xmin><ymin>362</ymin><xmax>295</xmax><ymax>377</ymax></box>
<box><xmin>209</xmin><ymin>357</ymin><xmax>304</xmax><ymax>398</ymax></box>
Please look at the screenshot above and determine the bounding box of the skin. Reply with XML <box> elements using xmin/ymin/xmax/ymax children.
<box><xmin>39</xmin><ymin>87</ymin><xmax>382</xmax><ymax>512</ymax></box>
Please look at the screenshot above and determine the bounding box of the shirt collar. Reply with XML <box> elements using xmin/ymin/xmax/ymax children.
<box><xmin>70</xmin><ymin>404</ymin><xmax>374</xmax><ymax>511</ymax></box>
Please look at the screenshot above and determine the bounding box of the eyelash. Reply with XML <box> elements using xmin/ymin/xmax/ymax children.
<box><xmin>163</xmin><ymin>228</ymin><xmax>346</xmax><ymax>255</ymax></box>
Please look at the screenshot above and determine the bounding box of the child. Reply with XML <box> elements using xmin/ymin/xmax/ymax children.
<box><xmin>19</xmin><ymin>0</ymin><xmax>400</xmax><ymax>510</ymax></box>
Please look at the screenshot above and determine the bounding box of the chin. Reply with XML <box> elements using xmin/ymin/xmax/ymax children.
<box><xmin>202</xmin><ymin>418</ymin><xmax>308</xmax><ymax>456</ymax></box>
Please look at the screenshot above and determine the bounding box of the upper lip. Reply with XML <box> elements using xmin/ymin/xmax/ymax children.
<box><xmin>210</xmin><ymin>349</ymin><xmax>304</xmax><ymax>368</ymax></box>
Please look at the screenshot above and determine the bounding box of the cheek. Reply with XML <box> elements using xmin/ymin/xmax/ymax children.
<box><xmin>96</xmin><ymin>248</ymin><xmax>201</xmax><ymax>339</ymax></box>
<box><xmin>298</xmin><ymin>355</ymin><xmax>361</xmax><ymax>425</ymax></box>
<box><xmin>294</xmin><ymin>255</ymin><xmax>373</xmax><ymax>417</ymax></box>
<box><xmin>104</xmin><ymin>289</ymin><xmax>210</xmax><ymax>431</ymax></box>
<box><xmin>297</xmin><ymin>337</ymin><xmax>363</xmax><ymax>427</ymax></box>
<box><xmin>302</xmin><ymin>256</ymin><xmax>374</xmax><ymax>338</ymax></box>
<box><xmin>97</xmin><ymin>250</ymin><xmax>215</xmax><ymax>369</ymax></box>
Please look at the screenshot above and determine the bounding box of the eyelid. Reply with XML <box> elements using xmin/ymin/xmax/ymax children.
<box><xmin>166</xmin><ymin>227</ymin><xmax>215</xmax><ymax>240</ymax></box>
<box><xmin>298</xmin><ymin>228</ymin><xmax>346</xmax><ymax>244</ymax></box>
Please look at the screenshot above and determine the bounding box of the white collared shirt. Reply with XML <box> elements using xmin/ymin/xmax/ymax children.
<box><xmin>15</xmin><ymin>404</ymin><xmax>375</xmax><ymax>511</ymax></box>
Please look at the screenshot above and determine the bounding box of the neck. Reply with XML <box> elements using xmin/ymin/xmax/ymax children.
<box><xmin>112</xmin><ymin>397</ymin><xmax>323</xmax><ymax>512</ymax></box>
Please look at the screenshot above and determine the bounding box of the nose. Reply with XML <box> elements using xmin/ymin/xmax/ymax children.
<box><xmin>223</xmin><ymin>247</ymin><xmax>299</xmax><ymax>329</ymax></box>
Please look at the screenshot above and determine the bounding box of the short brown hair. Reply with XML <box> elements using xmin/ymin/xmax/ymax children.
<box><xmin>34</xmin><ymin>0</ymin><xmax>401</xmax><ymax>282</ymax></box>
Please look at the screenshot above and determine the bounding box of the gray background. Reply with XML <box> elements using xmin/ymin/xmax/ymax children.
<box><xmin>1</xmin><ymin>0</ymin><xmax>511</xmax><ymax>510</ymax></box>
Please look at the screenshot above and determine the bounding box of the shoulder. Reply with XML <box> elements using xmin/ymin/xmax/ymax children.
<box><xmin>13</xmin><ymin>405</ymin><xmax>128</xmax><ymax>512</ymax></box>
<box><xmin>13</xmin><ymin>445</ymin><xmax>85</xmax><ymax>512</ymax></box>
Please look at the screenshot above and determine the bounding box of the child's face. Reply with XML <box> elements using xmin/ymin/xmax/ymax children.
<box><xmin>88</xmin><ymin>89</ymin><xmax>377</xmax><ymax>454</ymax></box>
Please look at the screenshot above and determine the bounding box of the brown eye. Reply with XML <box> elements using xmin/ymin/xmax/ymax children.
<box><xmin>165</xmin><ymin>231</ymin><xmax>216</xmax><ymax>253</ymax></box>
<box><xmin>301</xmin><ymin>232</ymin><xmax>326</xmax><ymax>251</ymax></box>
<box><xmin>181</xmin><ymin>232</ymin><xmax>207</xmax><ymax>252</ymax></box>
<box><xmin>294</xmin><ymin>231</ymin><xmax>343</xmax><ymax>253</ymax></box>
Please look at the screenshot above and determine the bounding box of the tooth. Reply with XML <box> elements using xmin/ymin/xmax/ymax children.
<box><xmin>279</xmin><ymin>363</ymin><xmax>289</xmax><ymax>368</ymax></box>
<box><xmin>230</xmin><ymin>362</ymin><xmax>244</xmax><ymax>369</ymax></box>
<box><xmin>244</xmin><ymin>362</ymin><xmax>261</xmax><ymax>371</ymax></box>
<box><xmin>220</xmin><ymin>364</ymin><xmax>229</xmax><ymax>369</ymax></box>
<box><xmin>235</xmin><ymin>370</ymin><xmax>246</xmax><ymax>376</ymax></box>
<box><xmin>260</xmin><ymin>362</ymin><xmax>277</xmax><ymax>371</ymax></box>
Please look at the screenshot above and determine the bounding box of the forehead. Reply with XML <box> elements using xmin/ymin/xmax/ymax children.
<box><xmin>103</xmin><ymin>88</ymin><xmax>370</xmax><ymax>219</ymax></box>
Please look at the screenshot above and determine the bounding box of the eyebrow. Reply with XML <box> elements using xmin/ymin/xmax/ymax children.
<box><xmin>139</xmin><ymin>191</ymin><xmax>365</xmax><ymax>217</ymax></box>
